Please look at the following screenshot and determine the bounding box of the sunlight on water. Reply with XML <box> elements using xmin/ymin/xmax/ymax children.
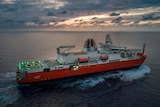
<box><xmin>59</xmin><ymin>65</ymin><xmax>150</xmax><ymax>90</ymax></box>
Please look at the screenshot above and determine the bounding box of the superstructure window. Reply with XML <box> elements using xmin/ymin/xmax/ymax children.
<box><xmin>44</xmin><ymin>68</ymin><xmax>50</xmax><ymax>72</ymax></box>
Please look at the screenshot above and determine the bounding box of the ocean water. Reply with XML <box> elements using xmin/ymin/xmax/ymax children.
<box><xmin>0</xmin><ymin>31</ymin><xmax>159</xmax><ymax>107</ymax></box>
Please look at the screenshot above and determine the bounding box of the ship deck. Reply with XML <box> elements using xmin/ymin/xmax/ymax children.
<box><xmin>18</xmin><ymin>60</ymin><xmax>61</xmax><ymax>71</ymax></box>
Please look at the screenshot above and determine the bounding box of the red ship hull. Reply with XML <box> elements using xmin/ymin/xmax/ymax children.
<box><xmin>16</xmin><ymin>53</ymin><xmax>146</xmax><ymax>84</ymax></box>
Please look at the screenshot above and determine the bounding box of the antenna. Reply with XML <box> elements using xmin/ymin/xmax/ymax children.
<box><xmin>143</xmin><ymin>43</ymin><xmax>145</xmax><ymax>53</ymax></box>
<box><xmin>106</xmin><ymin>34</ymin><xmax>113</xmax><ymax>46</ymax></box>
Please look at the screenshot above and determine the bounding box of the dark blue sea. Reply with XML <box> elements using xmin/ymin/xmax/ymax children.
<box><xmin>0</xmin><ymin>31</ymin><xmax>159</xmax><ymax>107</ymax></box>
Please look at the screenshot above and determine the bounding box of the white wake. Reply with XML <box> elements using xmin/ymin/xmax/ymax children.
<box><xmin>59</xmin><ymin>65</ymin><xmax>150</xmax><ymax>89</ymax></box>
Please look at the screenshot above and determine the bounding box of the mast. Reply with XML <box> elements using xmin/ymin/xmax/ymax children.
<box><xmin>106</xmin><ymin>34</ymin><xmax>113</xmax><ymax>46</ymax></box>
<box><xmin>143</xmin><ymin>43</ymin><xmax>145</xmax><ymax>53</ymax></box>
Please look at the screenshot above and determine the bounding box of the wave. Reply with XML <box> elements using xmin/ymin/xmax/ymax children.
<box><xmin>0</xmin><ymin>71</ymin><xmax>17</xmax><ymax>93</ymax></box>
<box><xmin>0</xmin><ymin>83</ymin><xmax>19</xmax><ymax>107</ymax></box>
<box><xmin>0</xmin><ymin>72</ymin><xmax>19</xmax><ymax>107</ymax></box>
<box><xmin>119</xmin><ymin>65</ymin><xmax>150</xmax><ymax>81</ymax></box>
<box><xmin>0</xmin><ymin>65</ymin><xmax>150</xmax><ymax>106</ymax></box>
<box><xmin>0</xmin><ymin>72</ymin><xmax>16</xmax><ymax>79</ymax></box>
<box><xmin>0</xmin><ymin>86</ymin><xmax>19</xmax><ymax>107</ymax></box>
<box><xmin>59</xmin><ymin>65</ymin><xmax>150</xmax><ymax>90</ymax></box>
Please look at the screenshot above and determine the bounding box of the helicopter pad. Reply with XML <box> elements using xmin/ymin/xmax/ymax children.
<box><xmin>18</xmin><ymin>60</ymin><xmax>48</xmax><ymax>71</ymax></box>
<box><xmin>18</xmin><ymin>60</ymin><xmax>61</xmax><ymax>71</ymax></box>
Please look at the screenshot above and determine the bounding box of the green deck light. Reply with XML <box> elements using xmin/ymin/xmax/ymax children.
<box><xmin>18</xmin><ymin>59</ymin><xmax>53</xmax><ymax>71</ymax></box>
<box><xmin>18</xmin><ymin>63</ymin><xmax>22</xmax><ymax>70</ymax></box>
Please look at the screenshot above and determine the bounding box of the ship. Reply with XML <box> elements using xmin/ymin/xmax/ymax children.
<box><xmin>16</xmin><ymin>34</ymin><xmax>146</xmax><ymax>84</ymax></box>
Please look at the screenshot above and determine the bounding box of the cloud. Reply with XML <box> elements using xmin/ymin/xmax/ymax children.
<box><xmin>109</xmin><ymin>12</ymin><xmax>120</xmax><ymax>16</ymax></box>
<box><xmin>32</xmin><ymin>19</ymin><xmax>45</xmax><ymax>25</ymax></box>
<box><xmin>60</xmin><ymin>10</ymin><xmax>67</xmax><ymax>14</ymax></box>
<box><xmin>4</xmin><ymin>6</ymin><xmax>18</xmax><ymax>12</ymax></box>
<box><xmin>47</xmin><ymin>11</ymin><xmax>55</xmax><ymax>16</ymax></box>
<box><xmin>5</xmin><ymin>19</ymin><xmax>14</xmax><ymax>23</ymax></box>
<box><xmin>0</xmin><ymin>0</ymin><xmax>160</xmax><ymax>31</ymax></box>
<box><xmin>141</xmin><ymin>13</ymin><xmax>160</xmax><ymax>21</ymax></box>
<box><xmin>111</xmin><ymin>17</ymin><xmax>122</xmax><ymax>23</ymax></box>
<box><xmin>1</xmin><ymin>0</ymin><xmax>15</xmax><ymax>4</ymax></box>
<box><xmin>91</xmin><ymin>17</ymin><xmax>98</xmax><ymax>20</ymax></box>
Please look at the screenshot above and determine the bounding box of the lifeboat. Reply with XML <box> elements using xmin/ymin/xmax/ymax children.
<box><xmin>78</xmin><ymin>57</ymin><xmax>89</xmax><ymax>63</ymax></box>
<box><xmin>100</xmin><ymin>55</ymin><xmax>108</xmax><ymax>60</ymax></box>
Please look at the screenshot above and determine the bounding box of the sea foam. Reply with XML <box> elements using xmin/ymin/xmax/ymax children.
<box><xmin>59</xmin><ymin>65</ymin><xmax>150</xmax><ymax>89</ymax></box>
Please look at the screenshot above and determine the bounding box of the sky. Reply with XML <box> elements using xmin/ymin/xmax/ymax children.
<box><xmin>0</xmin><ymin>0</ymin><xmax>160</xmax><ymax>31</ymax></box>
